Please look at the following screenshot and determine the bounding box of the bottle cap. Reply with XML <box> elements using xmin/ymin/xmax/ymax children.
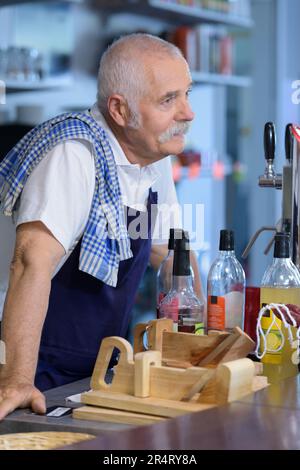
<box><xmin>219</xmin><ymin>229</ymin><xmax>234</xmax><ymax>251</ymax></box>
<box><xmin>274</xmin><ymin>232</ymin><xmax>290</xmax><ymax>258</ymax></box>
<box><xmin>174</xmin><ymin>230</ymin><xmax>190</xmax><ymax>252</ymax></box>
<box><xmin>168</xmin><ymin>228</ymin><xmax>175</xmax><ymax>250</ymax></box>
<box><xmin>173</xmin><ymin>230</ymin><xmax>191</xmax><ymax>276</ymax></box>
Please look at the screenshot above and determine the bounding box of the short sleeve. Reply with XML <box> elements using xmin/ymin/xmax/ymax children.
<box><xmin>15</xmin><ymin>139</ymin><xmax>96</xmax><ymax>253</ymax></box>
<box><xmin>151</xmin><ymin>156</ymin><xmax>182</xmax><ymax>245</ymax></box>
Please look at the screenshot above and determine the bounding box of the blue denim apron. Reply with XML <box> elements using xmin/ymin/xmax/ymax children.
<box><xmin>35</xmin><ymin>189</ymin><xmax>157</xmax><ymax>391</ymax></box>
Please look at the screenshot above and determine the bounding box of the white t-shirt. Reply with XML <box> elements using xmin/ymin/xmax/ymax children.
<box><xmin>0</xmin><ymin>104</ymin><xmax>180</xmax><ymax>318</ymax></box>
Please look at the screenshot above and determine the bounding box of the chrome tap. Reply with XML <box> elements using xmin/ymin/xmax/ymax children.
<box><xmin>242</xmin><ymin>226</ymin><xmax>277</xmax><ymax>259</ymax></box>
<box><xmin>258</xmin><ymin>122</ymin><xmax>282</xmax><ymax>189</ymax></box>
<box><xmin>243</xmin><ymin>122</ymin><xmax>295</xmax><ymax>261</ymax></box>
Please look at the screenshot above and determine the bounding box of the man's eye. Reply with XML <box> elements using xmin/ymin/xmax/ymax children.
<box><xmin>162</xmin><ymin>96</ymin><xmax>175</xmax><ymax>105</ymax></box>
<box><xmin>186</xmin><ymin>88</ymin><xmax>192</xmax><ymax>97</ymax></box>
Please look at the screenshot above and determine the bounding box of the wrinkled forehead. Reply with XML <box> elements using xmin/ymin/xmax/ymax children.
<box><xmin>141</xmin><ymin>55</ymin><xmax>192</xmax><ymax>98</ymax></box>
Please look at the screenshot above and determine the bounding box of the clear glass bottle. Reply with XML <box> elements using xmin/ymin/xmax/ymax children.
<box><xmin>156</xmin><ymin>228</ymin><xmax>194</xmax><ymax>316</ymax></box>
<box><xmin>261</xmin><ymin>233</ymin><xmax>300</xmax><ymax>296</ymax></box>
<box><xmin>259</xmin><ymin>232</ymin><xmax>300</xmax><ymax>383</ymax></box>
<box><xmin>158</xmin><ymin>230</ymin><xmax>204</xmax><ymax>334</ymax></box>
<box><xmin>207</xmin><ymin>229</ymin><xmax>245</xmax><ymax>332</ymax></box>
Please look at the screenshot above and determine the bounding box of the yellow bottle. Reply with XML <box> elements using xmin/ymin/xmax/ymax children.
<box><xmin>259</xmin><ymin>233</ymin><xmax>300</xmax><ymax>384</ymax></box>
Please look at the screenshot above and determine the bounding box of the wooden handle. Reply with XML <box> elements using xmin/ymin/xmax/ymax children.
<box><xmin>90</xmin><ymin>336</ymin><xmax>133</xmax><ymax>391</ymax></box>
<box><xmin>134</xmin><ymin>351</ymin><xmax>162</xmax><ymax>398</ymax></box>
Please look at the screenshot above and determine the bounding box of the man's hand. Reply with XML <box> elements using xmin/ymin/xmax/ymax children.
<box><xmin>0</xmin><ymin>376</ymin><xmax>46</xmax><ymax>421</ymax></box>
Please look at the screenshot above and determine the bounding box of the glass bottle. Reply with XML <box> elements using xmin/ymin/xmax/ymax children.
<box><xmin>207</xmin><ymin>229</ymin><xmax>245</xmax><ymax>332</ymax></box>
<box><xmin>156</xmin><ymin>228</ymin><xmax>194</xmax><ymax>316</ymax></box>
<box><xmin>261</xmin><ymin>233</ymin><xmax>300</xmax><ymax>301</ymax></box>
<box><xmin>158</xmin><ymin>230</ymin><xmax>204</xmax><ymax>334</ymax></box>
<box><xmin>259</xmin><ymin>232</ymin><xmax>300</xmax><ymax>383</ymax></box>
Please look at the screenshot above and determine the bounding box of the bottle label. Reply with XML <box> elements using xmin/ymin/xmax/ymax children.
<box><xmin>158</xmin><ymin>292</ymin><xmax>166</xmax><ymax>305</ymax></box>
<box><xmin>207</xmin><ymin>295</ymin><xmax>226</xmax><ymax>330</ymax></box>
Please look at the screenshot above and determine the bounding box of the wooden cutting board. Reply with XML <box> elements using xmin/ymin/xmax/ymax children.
<box><xmin>79</xmin><ymin>389</ymin><xmax>214</xmax><ymax>418</ymax></box>
<box><xmin>73</xmin><ymin>406</ymin><xmax>166</xmax><ymax>426</ymax></box>
<box><xmin>73</xmin><ymin>367</ymin><xmax>269</xmax><ymax>424</ymax></box>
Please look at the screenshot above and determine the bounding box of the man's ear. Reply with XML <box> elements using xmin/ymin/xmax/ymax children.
<box><xmin>107</xmin><ymin>94</ymin><xmax>129</xmax><ymax>127</ymax></box>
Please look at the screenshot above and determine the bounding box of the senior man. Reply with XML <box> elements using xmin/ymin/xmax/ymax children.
<box><xmin>0</xmin><ymin>33</ymin><xmax>204</xmax><ymax>419</ymax></box>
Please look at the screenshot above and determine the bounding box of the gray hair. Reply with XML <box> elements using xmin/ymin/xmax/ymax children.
<box><xmin>97</xmin><ymin>33</ymin><xmax>185</xmax><ymax>126</ymax></box>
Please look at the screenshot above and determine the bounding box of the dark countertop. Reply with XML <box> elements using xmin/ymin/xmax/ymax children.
<box><xmin>2</xmin><ymin>374</ymin><xmax>300</xmax><ymax>450</ymax></box>
<box><xmin>0</xmin><ymin>377</ymin><xmax>134</xmax><ymax>437</ymax></box>
<box><xmin>63</xmin><ymin>374</ymin><xmax>300</xmax><ymax>450</ymax></box>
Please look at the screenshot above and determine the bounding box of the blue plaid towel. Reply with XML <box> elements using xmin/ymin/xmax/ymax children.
<box><xmin>0</xmin><ymin>111</ymin><xmax>132</xmax><ymax>287</ymax></box>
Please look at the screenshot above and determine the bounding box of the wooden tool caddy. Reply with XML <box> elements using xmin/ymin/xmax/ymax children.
<box><xmin>73</xmin><ymin>319</ymin><xmax>268</xmax><ymax>425</ymax></box>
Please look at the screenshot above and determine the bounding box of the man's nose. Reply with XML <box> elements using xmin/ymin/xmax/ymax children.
<box><xmin>176</xmin><ymin>100</ymin><xmax>195</xmax><ymax>121</ymax></box>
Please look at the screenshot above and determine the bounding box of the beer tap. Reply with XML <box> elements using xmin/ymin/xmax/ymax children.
<box><xmin>243</xmin><ymin>122</ymin><xmax>300</xmax><ymax>268</ymax></box>
<box><xmin>258</xmin><ymin>122</ymin><xmax>282</xmax><ymax>189</ymax></box>
<box><xmin>242</xmin><ymin>122</ymin><xmax>285</xmax><ymax>259</ymax></box>
<box><xmin>260</xmin><ymin>123</ymin><xmax>294</xmax><ymax>255</ymax></box>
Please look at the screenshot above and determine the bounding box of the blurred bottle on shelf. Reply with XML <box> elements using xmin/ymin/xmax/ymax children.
<box><xmin>3</xmin><ymin>46</ymin><xmax>43</xmax><ymax>82</ymax></box>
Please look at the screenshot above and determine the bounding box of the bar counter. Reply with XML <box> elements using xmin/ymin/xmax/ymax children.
<box><xmin>62</xmin><ymin>374</ymin><xmax>300</xmax><ymax>450</ymax></box>
<box><xmin>2</xmin><ymin>373</ymin><xmax>300</xmax><ymax>450</ymax></box>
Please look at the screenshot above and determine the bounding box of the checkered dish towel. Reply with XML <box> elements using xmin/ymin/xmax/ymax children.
<box><xmin>0</xmin><ymin>111</ymin><xmax>132</xmax><ymax>287</ymax></box>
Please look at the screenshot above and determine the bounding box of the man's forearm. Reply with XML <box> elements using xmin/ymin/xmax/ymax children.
<box><xmin>0</xmin><ymin>264</ymin><xmax>51</xmax><ymax>383</ymax></box>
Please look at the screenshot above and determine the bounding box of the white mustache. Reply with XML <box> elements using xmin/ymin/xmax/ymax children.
<box><xmin>158</xmin><ymin>121</ymin><xmax>191</xmax><ymax>144</ymax></box>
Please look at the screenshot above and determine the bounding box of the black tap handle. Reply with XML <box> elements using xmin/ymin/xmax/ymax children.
<box><xmin>264</xmin><ymin>122</ymin><xmax>276</xmax><ymax>161</ymax></box>
<box><xmin>285</xmin><ymin>123</ymin><xmax>293</xmax><ymax>162</ymax></box>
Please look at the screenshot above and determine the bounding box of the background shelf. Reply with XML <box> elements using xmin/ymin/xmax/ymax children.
<box><xmin>94</xmin><ymin>0</ymin><xmax>253</xmax><ymax>28</ymax></box>
<box><xmin>0</xmin><ymin>0</ymin><xmax>82</xmax><ymax>6</ymax></box>
<box><xmin>4</xmin><ymin>74</ymin><xmax>73</xmax><ymax>92</ymax></box>
<box><xmin>191</xmin><ymin>71</ymin><xmax>252</xmax><ymax>87</ymax></box>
